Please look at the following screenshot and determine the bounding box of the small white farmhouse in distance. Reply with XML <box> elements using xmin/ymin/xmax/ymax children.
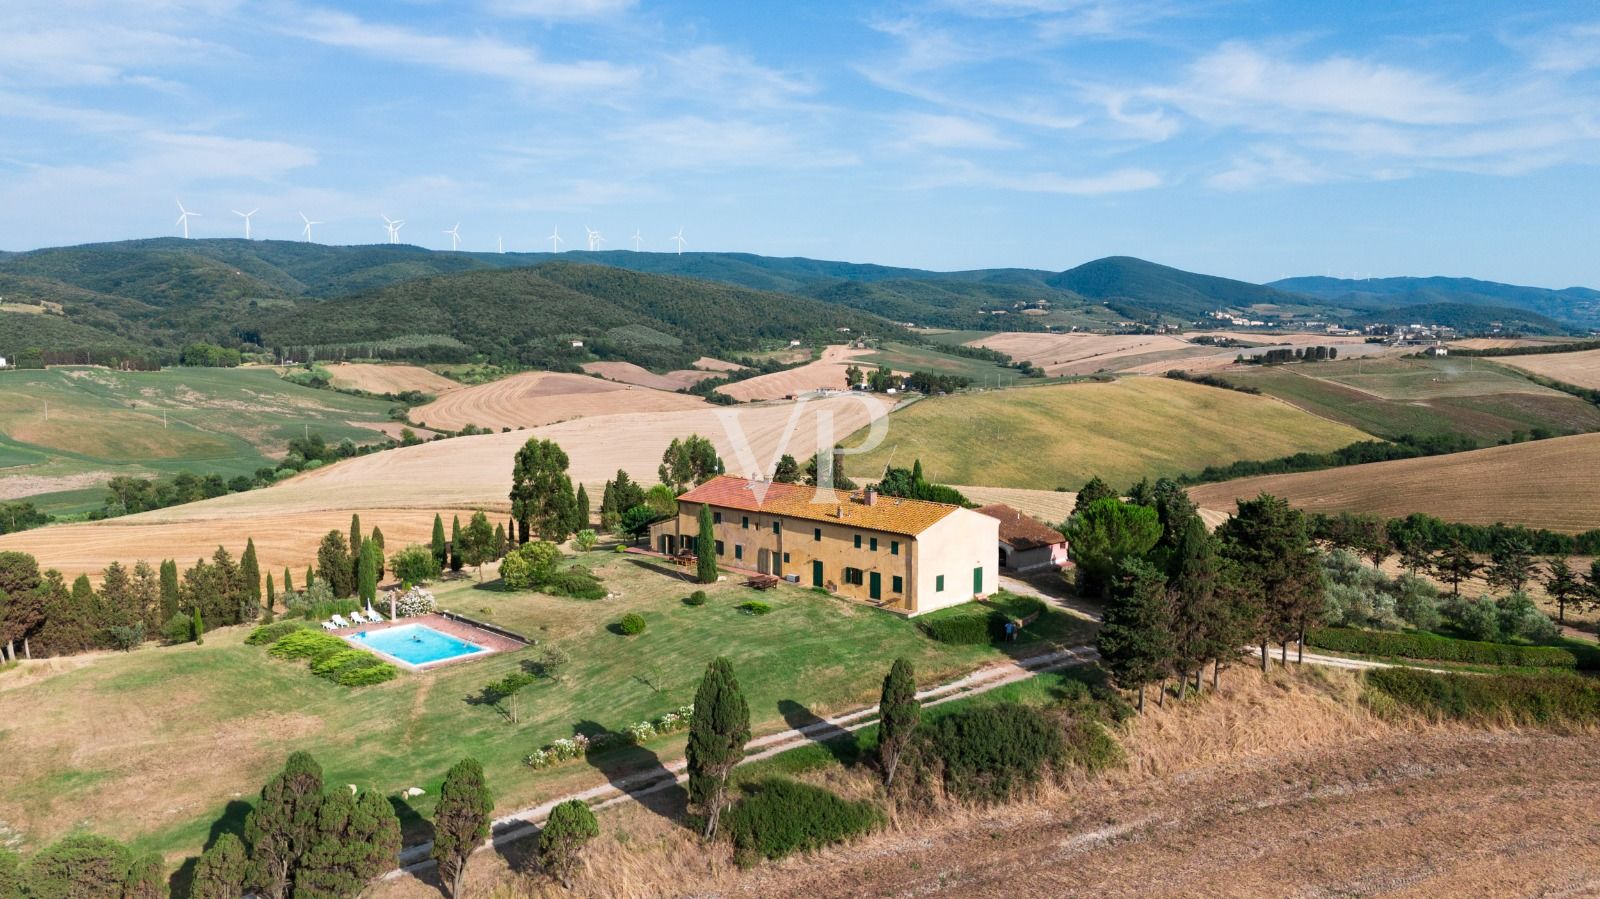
<box><xmin>0</xmin><ymin>355</ymin><xmax>8</xmax><ymax>369</ymax></box>
<box><xmin>570</xmin><ymin>340</ymin><xmax>584</xmax><ymax>348</ymax></box>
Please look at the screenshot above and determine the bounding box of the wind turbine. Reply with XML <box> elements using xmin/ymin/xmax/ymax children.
<box><xmin>584</xmin><ymin>226</ymin><xmax>604</xmax><ymax>251</ymax></box>
<box><xmin>498</xmin><ymin>235</ymin><xmax>504</xmax><ymax>254</ymax></box>
<box><xmin>232</xmin><ymin>208</ymin><xmax>257</xmax><ymax>240</ymax></box>
<box><xmin>632</xmin><ymin>229</ymin><xmax>643</xmax><ymax>252</ymax></box>
<box><xmin>443</xmin><ymin>223</ymin><xmax>462</xmax><ymax>251</ymax></box>
<box><xmin>548</xmin><ymin>226</ymin><xmax>563</xmax><ymax>252</ymax></box>
<box><xmin>175</xmin><ymin>200</ymin><xmax>201</xmax><ymax>239</ymax></box>
<box><xmin>671</xmin><ymin>227</ymin><xmax>687</xmax><ymax>254</ymax></box>
<box><xmin>299</xmin><ymin>211</ymin><xmax>322</xmax><ymax>242</ymax></box>
<box><xmin>382</xmin><ymin>215</ymin><xmax>405</xmax><ymax>245</ymax></box>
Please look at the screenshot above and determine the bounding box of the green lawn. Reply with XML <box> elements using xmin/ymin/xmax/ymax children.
<box><xmin>1225</xmin><ymin>359</ymin><xmax>1600</xmax><ymax>442</ymax></box>
<box><xmin>0</xmin><ymin>367</ymin><xmax>396</xmax><ymax>513</ymax></box>
<box><xmin>842</xmin><ymin>376</ymin><xmax>1370</xmax><ymax>490</ymax></box>
<box><xmin>854</xmin><ymin>341</ymin><xmax>1018</xmax><ymax>384</ymax></box>
<box><xmin>0</xmin><ymin>550</ymin><xmax>1093</xmax><ymax>860</ymax></box>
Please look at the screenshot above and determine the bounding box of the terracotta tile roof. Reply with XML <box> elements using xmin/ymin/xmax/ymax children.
<box><xmin>677</xmin><ymin>476</ymin><xmax>960</xmax><ymax>536</ymax></box>
<box><xmin>976</xmin><ymin>503</ymin><xmax>1066</xmax><ymax>551</ymax></box>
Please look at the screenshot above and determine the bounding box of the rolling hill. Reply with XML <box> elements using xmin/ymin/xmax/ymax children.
<box><xmin>1047</xmin><ymin>256</ymin><xmax>1311</xmax><ymax>320</ymax></box>
<box><xmin>1272</xmin><ymin>274</ymin><xmax>1600</xmax><ymax>330</ymax></box>
<box><xmin>1349</xmin><ymin>301</ymin><xmax>1568</xmax><ymax>335</ymax></box>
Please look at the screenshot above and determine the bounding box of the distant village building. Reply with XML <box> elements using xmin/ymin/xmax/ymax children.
<box><xmin>975</xmin><ymin>504</ymin><xmax>1070</xmax><ymax>574</ymax></box>
<box><xmin>1424</xmin><ymin>344</ymin><xmax>1448</xmax><ymax>357</ymax></box>
<box><xmin>0</xmin><ymin>355</ymin><xmax>8</xmax><ymax>369</ymax></box>
<box><xmin>650</xmin><ymin>475</ymin><xmax>998</xmax><ymax>616</ymax></box>
<box><xmin>570</xmin><ymin>339</ymin><xmax>584</xmax><ymax>348</ymax></box>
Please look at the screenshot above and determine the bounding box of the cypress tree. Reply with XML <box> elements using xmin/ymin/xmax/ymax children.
<box><xmin>575</xmin><ymin>483</ymin><xmax>590</xmax><ymax>531</ymax></box>
<box><xmin>241</xmin><ymin>538</ymin><xmax>262</xmax><ymax>613</ymax></box>
<box><xmin>696</xmin><ymin>504</ymin><xmax>718</xmax><ymax>584</ymax></box>
<box><xmin>507</xmin><ymin>514</ymin><xmax>518</xmax><ymax>548</ymax></box>
<box><xmin>431</xmin><ymin>514</ymin><xmax>448</xmax><ymax>567</ymax></box>
<box><xmin>537</xmin><ymin>800</ymin><xmax>598</xmax><ymax>889</ymax></box>
<box><xmin>686</xmin><ymin>657</ymin><xmax>749</xmax><ymax>839</ymax></box>
<box><xmin>1097</xmin><ymin>558</ymin><xmax>1175</xmax><ymax>713</ymax></box>
<box><xmin>191</xmin><ymin>833</ymin><xmax>248</xmax><ymax>899</ymax></box>
<box><xmin>294</xmin><ymin>790</ymin><xmax>401</xmax><ymax>899</ymax></box>
<box><xmin>304</xmin><ymin>567</ymin><xmax>315</xmax><ymax>597</ymax></box>
<box><xmin>283</xmin><ymin>566</ymin><xmax>294</xmax><ymax>595</ymax></box>
<box><xmin>159</xmin><ymin>559</ymin><xmax>179</xmax><ymax>621</ymax></box>
<box><xmin>357</xmin><ymin>540</ymin><xmax>378</xmax><ymax>606</ymax></box>
<box><xmin>493</xmin><ymin>524</ymin><xmax>507</xmax><ymax>560</ymax></box>
<box><xmin>192</xmin><ymin>608</ymin><xmax>204</xmax><ymax>645</ymax></box>
<box><xmin>450</xmin><ymin>516</ymin><xmax>464</xmax><ymax>573</ymax></box>
<box><xmin>244</xmin><ymin>752</ymin><xmax>324</xmax><ymax>899</ymax></box>
<box><xmin>876</xmin><ymin>657</ymin><xmax>919</xmax><ymax>787</ymax></box>
<box><xmin>432</xmin><ymin>758</ymin><xmax>493</xmax><ymax>899</ymax></box>
<box><xmin>265</xmin><ymin>571</ymin><xmax>276</xmax><ymax>612</ymax></box>
<box><xmin>349</xmin><ymin>514</ymin><xmax>363</xmax><ymax>586</ymax></box>
<box><xmin>370</xmin><ymin>528</ymin><xmax>386</xmax><ymax>579</ymax></box>
<box><xmin>1167</xmin><ymin>516</ymin><xmax>1222</xmax><ymax>697</ymax></box>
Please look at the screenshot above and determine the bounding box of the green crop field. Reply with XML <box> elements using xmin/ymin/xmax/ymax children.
<box><xmin>1225</xmin><ymin>359</ymin><xmax>1600</xmax><ymax>443</ymax></box>
<box><xmin>842</xmin><ymin>376</ymin><xmax>1370</xmax><ymax>490</ymax></box>
<box><xmin>0</xmin><ymin>367</ymin><xmax>396</xmax><ymax>513</ymax></box>
<box><xmin>0</xmin><ymin>550</ymin><xmax>1093</xmax><ymax>860</ymax></box>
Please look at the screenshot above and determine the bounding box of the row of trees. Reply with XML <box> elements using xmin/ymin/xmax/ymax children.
<box><xmin>0</xmin><ymin>540</ymin><xmax>269</xmax><ymax>660</ymax></box>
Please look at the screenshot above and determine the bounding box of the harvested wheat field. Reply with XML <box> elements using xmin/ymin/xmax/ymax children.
<box><xmin>319</xmin><ymin>363</ymin><xmax>462</xmax><ymax>396</ymax></box>
<box><xmin>693</xmin><ymin>355</ymin><xmax>744</xmax><ymax>372</ymax></box>
<box><xmin>846</xmin><ymin>377</ymin><xmax>1368</xmax><ymax>490</ymax></box>
<box><xmin>967</xmin><ymin>332</ymin><xmax>1203</xmax><ymax>376</ymax></box>
<box><xmin>1191</xmin><ymin>432</ymin><xmax>1600</xmax><ymax>533</ymax></box>
<box><xmin>410</xmin><ymin>371</ymin><xmax>707</xmax><ymax>431</ymax></box>
<box><xmin>1449</xmin><ymin>337</ymin><xmax>1560</xmax><ymax>350</ymax></box>
<box><xmin>1182</xmin><ymin>330</ymin><xmax>1374</xmax><ymax>346</ymax></box>
<box><xmin>580</xmin><ymin>361</ymin><xmax>722</xmax><ymax>391</ymax></box>
<box><xmin>0</xmin><ymin>394</ymin><xmax>892</xmax><ymax>577</ymax></box>
<box><xmin>372</xmin><ymin>667</ymin><xmax>1600</xmax><ymax>899</ymax></box>
<box><xmin>1495</xmin><ymin>347</ymin><xmax>1600</xmax><ymax>390</ymax></box>
<box><xmin>717</xmin><ymin>345</ymin><xmax>880</xmax><ymax>401</ymax></box>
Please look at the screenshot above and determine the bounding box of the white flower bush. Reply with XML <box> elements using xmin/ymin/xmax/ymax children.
<box><xmin>390</xmin><ymin>586</ymin><xmax>437</xmax><ymax>618</ymax></box>
<box><xmin>523</xmin><ymin>705</ymin><xmax>695</xmax><ymax>769</ymax></box>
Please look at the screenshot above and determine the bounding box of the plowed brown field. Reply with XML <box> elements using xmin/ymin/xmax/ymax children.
<box><xmin>580</xmin><ymin>361</ymin><xmax>721</xmax><ymax>391</ymax></box>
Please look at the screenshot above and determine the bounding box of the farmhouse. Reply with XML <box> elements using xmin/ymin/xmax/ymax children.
<box><xmin>976</xmin><ymin>503</ymin><xmax>1069</xmax><ymax>574</ymax></box>
<box><xmin>651</xmin><ymin>475</ymin><xmax>998</xmax><ymax>616</ymax></box>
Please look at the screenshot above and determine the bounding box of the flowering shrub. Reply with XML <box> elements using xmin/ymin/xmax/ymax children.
<box><xmin>525</xmin><ymin>705</ymin><xmax>693</xmax><ymax>769</ymax></box>
<box><xmin>390</xmin><ymin>586</ymin><xmax>436</xmax><ymax>618</ymax></box>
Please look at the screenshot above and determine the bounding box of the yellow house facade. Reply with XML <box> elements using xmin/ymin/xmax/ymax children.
<box><xmin>649</xmin><ymin>475</ymin><xmax>999</xmax><ymax>616</ymax></box>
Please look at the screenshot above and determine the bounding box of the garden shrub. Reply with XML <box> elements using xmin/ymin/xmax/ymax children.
<box><xmin>541</xmin><ymin>568</ymin><xmax>606</xmax><ymax>600</ymax></box>
<box><xmin>269</xmin><ymin>630</ymin><xmax>347</xmax><ymax>660</ymax></box>
<box><xmin>1308</xmin><ymin>627</ymin><xmax>1577</xmax><ymax>668</ymax></box>
<box><xmin>723</xmin><ymin>778</ymin><xmax>883</xmax><ymax>865</ymax></box>
<box><xmin>23</xmin><ymin>834</ymin><xmax>135</xmax><ymax>899</ymax></box>
<box><xmin>617</xmin><ymin>613</ymin><xmax>646</xmax><ymax>635</ymax></box>
<box><xmin>311</xmin><ymin>649</ymin><xmax>379</xmax><ymax>678</ymax></box>
<box><xmin>391</xmin><ymin>585</ymin><xmax>437</xmax><ymax>617</ymax></box>
<box><xmin>910</xmin><ymin>703</ymin><xmax>1065</xmax><ymax>803</ymax></box>
<box><xmin>736</xmin><ymin>600</ymin><xmax>771</xmax><ymax>615</ymax></box>
<box><xmin>390</xmin><ymin>544</ymin><xmax>443</xmax><ymax>585</ymax></box>
<box><xmin>1365</xmin><ymin>667</ymin><xmax>1600</xmax><ymax>725</ymax></box>
<box><xmin>336</xmin><ymin>661</ymin><xmax>398</xmax><ymax>686</ymax></box>
<box><xmin>1442</xmin><ymin>595</ymin><xmax>1502</xmax><ymax>642</ymax></box>
<box><xmin>246</xmin><ymin>620</ymin><xmax>312</xmax><ymax>645</ymax></box>
<box><xmin>1062</xmin><ymin>717</ymin><xmax>1122</xmax><ymax>773</ymax></box>
<box><xmin>500</xmin><ymin>541</ymin><xmax>563</xmax><ymax>590</ymax></box>
<box><xmin>684</xmin><ymin>590</ymin><xmax>708</xmax><ymax>606</ymax></box>
<box><xmin>161</xmin><ymin>612</ymin><xmax>194</xmax><ymax>644</ymax></box>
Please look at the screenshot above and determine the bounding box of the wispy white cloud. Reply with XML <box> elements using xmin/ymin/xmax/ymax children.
<box><xmin>609</xmin><ymin>116</ymin><xmax>858</xmax><ymax>172</ymax></box>
<box><xmin>918</xmin><ymin>159</ymin><xmax>1160</xmax><ymax>194</ymax></box>
<box><xmin>1512</xmin><ymin>20</ymin><xmax>1600</xmax><ymax>73</ymax></box>
<box><xmin>893</xmin><ymin>113</ymin><xmax>1017</xmax><ymax>150</ymax></box>
<box><xmin>480</xmin><ymin>0</ymin><xmax>636</xmax><ymax>21</ymax></box>
<box><xmin>286</xmin><ymin>7</ymin><xmax>636</xmax><ymax>91</ymax></box>
<box><xmin>659</xmin><ymin>45</ymin><xmax>818</xmax><ymax>110</ymax></box>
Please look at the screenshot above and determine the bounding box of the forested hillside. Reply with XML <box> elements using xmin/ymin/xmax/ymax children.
<box><xmin>252</xmin><ymin>262</ymin><xmax>899</xmax><ymax>369</ymax></box>
<box><xmin>1350</xmin><ymin>302</ymin><xmax>1568</xmax><ymax>335</ymax></box>
<box><xmin>1048</xmin><ymin>256</ymin><xmax>1313</xmax><ymax>320</ymax></box>
<box><xmin>1273</xmin><ymin>274</ymin><xmax>1600</xmax><ymax>329</ymax></box>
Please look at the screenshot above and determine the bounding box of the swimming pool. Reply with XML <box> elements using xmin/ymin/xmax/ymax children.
<box><xmin>348</xmin><ymin>623</ymin><xmax>487</xmax><ymax>667</ymax></box>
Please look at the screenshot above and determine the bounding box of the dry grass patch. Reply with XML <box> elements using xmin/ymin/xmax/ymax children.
<box><xmin>1496</xmin><ymin>347</ymin><xmax>1600</xmax><ymax>390</ymax></box>
<box><xmin>321</xmin><ymin>363</ymin><xmax>463</xmax><ymax>396</ymax></box>
<box><xmin>716</xmin><ymin>346</ymin><xmax>878</xmax><ymax>401</ymax></box>
<box><xmin>581</xmin><ymin>361</ymin><xmax>720</xmax><ymax>391</ymax></box>
<box><xmin>412</xmin><ymin>371</ymin><xmax>706</xmax><ymax>431</ymax></box>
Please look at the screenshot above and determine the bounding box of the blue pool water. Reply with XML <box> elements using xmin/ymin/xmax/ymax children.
<box><xmin>349</xmin><ymin>623</ymin><xmax>486</xmax><ymax>666</ymax></box>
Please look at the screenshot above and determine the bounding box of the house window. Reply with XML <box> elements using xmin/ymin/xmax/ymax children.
<box><xmin>783</xmin><ymin>552</ymin><xmax>790</xmax><ymax>563</ymax></box>
<box><xmin>741</xmin><ymin>515</ymin><xmax>749</xmax><ymax>529</ymax></box>
<box><xmin>813</xmin><ymin>527</ymin><xmax>822</xmax><ymax>541</ymax></box>
<box><xmin>854</xmin><ymin>534</ymin><xmax>862</xmax><ymax>549</ymax></box>
<box><xmin>713</xmin><ymin>511</ymin><xmax>722</xmax><ymax>524</ymax></box>
<box><xmin>890</xmin><ymin>540</ymin><xmax>899</xmax><ymax>555</ymax></box>
<box><xmin>715</xmin><ymin>540</ymin><xmax>725</xmax><ymax>556</ymax></box>
<box><xmin>772</xmin><ymin>521</ymin><xmax>781</xmax><ymax>534</ymax></box>
<box><xmin>892</xmin><ymin>575</ymin><xmax>903</xmax><ymax>593</ymax></box>
<box><xmin>936</xmin><ymin>574</ymin><xmax>945</xmax><ymax>592</ymax></box>
<box><xmin>843</xmin><ymin>567</ymin><xmax>865</xmax><ymax>586</ymax></box>
<box><xmin>734</xmin><ymin>545</ymin><xmax>744</xmax><ymax>560</ymax></box>
<box><xmin>870</xmin><ymin>537</ymin><xmax>878</xmax><ymax>552</ymax></box>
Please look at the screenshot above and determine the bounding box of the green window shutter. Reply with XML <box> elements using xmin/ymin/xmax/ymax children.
<box><xmin>713</xmin><ymin>511</ymin><xmax>721</xmax><ymax>524</ymax></box>
<box><xmin>854</xmin><ymin>534</ymin><xmax>862</xmax><ymax>549</ymax></box>
<box><xmin>870</xmin><ymin>537</ymin><xmax>878</xmax><ymax>552</ymax></box>
<box><xmin>813</xmin><ymin>527</ymin><xmax>822</xmax><ymax>541</ymax></box>
<box><xmin>936</xmin><ymin>574</ymin><xmax>945</xmax><ymax>591</ymax></box>
<box><xmin>715</xmin><ymin>540</ymin><xmax>724</xmax><ymax>555</ymax></box>
<box><xmin>742</xmin><ymin>516</ymin><xmax>749</xmax><ymax>529</ymax></box>
<box><xmin>735</xmin><ymin>545</ymin><xmax>743</xmax><ymax>560</ymax></box>
<box><xmin>892</xmin><ymin>575</ymin><xmax>903</xmax><ymax>593</ymax></box>
<box><xmin>890</xmin><ymin>540</ymin><xmax>899</xmax><ymax>555</ymax></box>
<box><xmin>772</xmin><ymin>521</ymin><xmax>780</xmax><ymax>534</ymax></box>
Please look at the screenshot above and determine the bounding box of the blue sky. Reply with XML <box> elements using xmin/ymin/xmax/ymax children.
<box><xmin>2</xmin><ymin>1</ymin><xmax>1597</xmax><ymax>286</ymax></box>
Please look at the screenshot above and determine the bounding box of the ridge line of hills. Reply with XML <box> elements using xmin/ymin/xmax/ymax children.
<box><xmin>0</xmin><ymin>239</ymin><xmax>1592</xmax><ymax>371</ymax></box>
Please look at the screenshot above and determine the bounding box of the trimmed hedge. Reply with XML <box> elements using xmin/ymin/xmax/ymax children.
<box><xmin>724</xmin><ymin>778</ymin><xmax>883</xmax><ymax>865</ymax></box>
<box><xmin>1365</xmin><ymin>667</ymin><xmax>1600</xmax><ymax>725</ymax></box>
<box><xmin>617</xmin><ymin>613</ymin><xmax>646</xmax><ymax>635</ymax></box>
<box><xmin>265</xmin><ymin>629</ymin><xmax>396</xmax><ymax>686</ymax></box>
<box><xmin>684</xmin><ymin>590</ymin><xmax>708</xmax><ymax>607</ymax></box>
<box><xmin>736</xmin><ymin>600</ymin><xmax>771</xmax><ymax>616</ymax></box>
<box><xmin>245</xmin><ymin>620</ymin><xmax>313</xmax><ymax>645</ymax></box>
<box><xmin>918</xmin><ymin>611</ymin><xmax>1003</xmax><ymax>645</ymax></box>
<box><xmin>541</xmin><ymin>568</ymin><xmax>606</xmax><ymax>600</ymax></box>
<box><xmin>1309</xmin><ymin>627</ymin><xmax>1577</xmax><ymax>668</ymax></box>
<box><xmin>268</xmin><ymin>630</ymin><xmax>347</xmax><ymax>661</ymax></box>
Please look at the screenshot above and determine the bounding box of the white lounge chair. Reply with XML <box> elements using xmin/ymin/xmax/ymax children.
<box><xmin>364</xmin><ymin>609</ymin><xmax>384</xmax><ymax>623</ymax></box>
<box><xmin>330</xmin><ymin>614</ymin><xmax>351</xmax><ymax>629</ymax></box>
<box><xmin>348</xmin><ymin>611</ymin><xmax>368</xmax><ymax>625</ymax></box>
<box><xmin>321</xmin><ymin>620</ymin><xmax>338</xmax><ymax>631</ymax></box>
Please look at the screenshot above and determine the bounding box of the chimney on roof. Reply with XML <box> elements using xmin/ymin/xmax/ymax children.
<box><xmin>864</xmin><ymin>487</ymin><xmax>878</xmax><ymax>506</ymax></box>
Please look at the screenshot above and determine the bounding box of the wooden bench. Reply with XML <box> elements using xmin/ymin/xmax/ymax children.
<box><xmin>743</xmin><ymin>574</ymin><xmax>781</xmax><ymax>590</ymax></box>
